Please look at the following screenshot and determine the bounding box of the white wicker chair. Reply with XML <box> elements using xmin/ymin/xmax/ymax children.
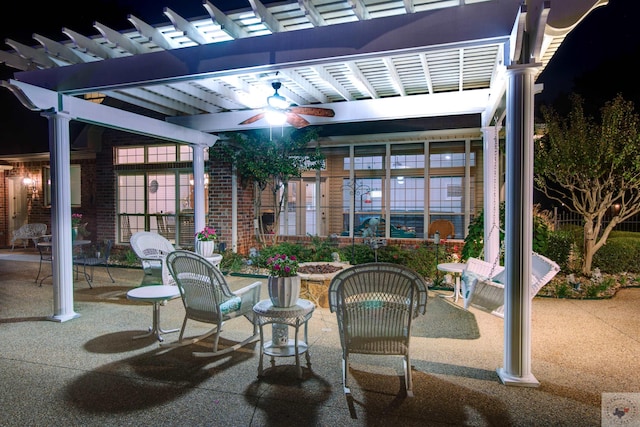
<box><xmin>130</xmin><ymin>231</ymin><xmax>176</xmax><ymax>286</ymax></box>
<box><xmin>461</xmin><ymin>253</ymin><xmax>560</xmax><ymax>317</ymax></box>
<box><xmin>328</xmin><ymin>262</ymin><xmax>428</xmax><ymax>397</ymax></box>
<box><xmin>11</xmin><ymin>223</ymin><xmax>47</xmax><ymax>250</ymax></box>
<box><xmin>164</xmin><ymin>250</ymin><xmax>262</xmax><ymax>357</ymax></box>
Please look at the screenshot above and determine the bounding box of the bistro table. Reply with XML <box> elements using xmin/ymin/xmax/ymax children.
<box><xmin>126</xmin><ymin>285</ymin><xmax>180</xmax><ymax>342</ymax></box>
<box><xmin>252</xmin><ymin>298</ymin><xmax>315</xmax><ymax>379</ymax></box>
<box><xmin>437</xmin><ymin>262</ymin><xmax>466</xmax><ymax>303</ymax></box>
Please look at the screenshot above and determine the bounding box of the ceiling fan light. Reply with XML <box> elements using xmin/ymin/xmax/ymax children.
<box><xmin>267</xmin><ymin>94</ymin><xmax>289</xmax><ymax>110</ymax></box>
<box><xmin>265</xmin><ymin>109</ymin><xmax>287</xmax><ymax>125</ymax></box>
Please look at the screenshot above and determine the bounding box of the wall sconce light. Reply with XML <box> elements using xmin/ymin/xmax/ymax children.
<box><xmin>23</xmin><ymin>176</ymin><xmax>38</xmax><ymax>195</ymax></box>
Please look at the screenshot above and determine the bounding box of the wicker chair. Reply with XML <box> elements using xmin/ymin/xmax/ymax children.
<box><xmin>427</xmin><ymin>219</ymin><xmax>455</xmax><ymax>239</ymax></box>
<box><xmin>130</xmin><ymin>231</ymin><xmax>176</xmax><ymax>286</ymax></box>
<box><xmin>164</xmin><ymin>250</ymin><xmax>262</xmax><ymax>357</ymax></box>
<box><xmin>328</xmin><ymin>262</ymin><xmax>428</xmax><ymax>397</ymax></box>
<box><xmin>461</xmin><ymin>252</ymin><xmax>560</xmax><ymax>317</ymax></box>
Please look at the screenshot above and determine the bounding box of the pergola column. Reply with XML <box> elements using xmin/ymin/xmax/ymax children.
<box><xmin>497</xmin><ymin>64</ymin><xmax>540</xmax><ymax>386</ymax></box>
<box><xmin>192</xmin><ymin>145</ymin><xmax>206</xmax><ymax>246</ymax></box>
<box><xmin>482</xmin><ymin>125</ymin><xmax>500</xmax><ymax>264</ymax></box>
<box><xmin>45</xmin><ymin>112</ymin><xmax>80</xmax><ymax>322</ymax></box>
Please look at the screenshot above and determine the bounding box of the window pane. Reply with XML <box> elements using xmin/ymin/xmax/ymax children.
<box><xmin>118</xmin><ymin>175</ymin><xmax>145</xmax><ymax>213</ymax></box>
<box><xmin>430</xmin><ymin>176</ymin><xmax>463</xmax><ymax>213</ymax></box>
<box><xmin>148</xmin><ymin>145</ymin><xmax>177</xmax><ymax>163</ymax></box>
<box><xmin>116</xmin><ymin>147</ymin><xmax>144</xmax><ymax>164</ymax></box>
<box><xmin>430</xmin><ymin>152</ymin><xmax>474</xmax><ymax>168</ymax></box>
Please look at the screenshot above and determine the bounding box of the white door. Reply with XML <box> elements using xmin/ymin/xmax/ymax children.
<box><xmin>8</xmin><ymin>177</ymin><xmax>28</xmax><ymax>239</ymax></box>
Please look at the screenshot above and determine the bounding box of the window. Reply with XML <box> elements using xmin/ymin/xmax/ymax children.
<box><xmin>115</xmin><ymin>144</ymin><xmax>209</xmax><ymax>246</ymax></box>
<box><xmin>43</xmin><ymin>165</ymin><xmax>82</xmax><ymax>207</ymax></box>
<box><xmin>115</xmin><ymin>144</ymin><xmax>208</xmax><ymax>165</ymax></box>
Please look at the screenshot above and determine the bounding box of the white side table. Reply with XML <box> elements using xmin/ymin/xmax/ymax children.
<box><xmin>252</xmin><ymin>299</ymin><xmax>315</xmax><ymax>379</ymax></box>
<box><xmin>437</xmin><ymin>262</ymin><xmax>466</xmax><ymax>302</ymax></box>
<box><xmin>204</xmin><ymin>253</ymin><xmax>223</xmax><ymax>269</ymax></box>
<box><xmin>126</xmin><ymin>285</ymin><xmax>181</xmax><ymax>342</ymax></box>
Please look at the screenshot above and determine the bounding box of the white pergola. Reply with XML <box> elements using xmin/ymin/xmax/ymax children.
<box><xmin>0</xmin><ymin>0</ymin><xmax>607</xmax><ymax>386</ymax></box>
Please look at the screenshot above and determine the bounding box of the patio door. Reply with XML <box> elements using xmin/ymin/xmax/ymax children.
<box><xmin>8</xmin><ymin>177</ymin><xmax>28</xmax><ymax>240</ymax></box>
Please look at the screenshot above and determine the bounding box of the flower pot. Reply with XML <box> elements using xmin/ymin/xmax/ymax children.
<box><xmin>268</xmin><ymin>275</ymin><xmax>301</xmax><ymax>308</ymax></box>
<box><xmin>71</xmin><ymin>226</ymin><xmax>78</xmax><ymax>241</ymax></box>
<box><xmin>196</xmin><ymin>240</ymin><xmax>215</xmax><ymax>257</ymax></box>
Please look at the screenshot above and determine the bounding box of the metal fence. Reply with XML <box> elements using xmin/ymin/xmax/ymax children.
<box><xmin>552</xmin><ymin>208</ymin><xmax>640</xmax><ymax>233</ymax></box>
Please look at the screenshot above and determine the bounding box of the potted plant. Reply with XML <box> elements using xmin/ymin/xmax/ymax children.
<box><xmin>195</xmin><ymin>226</ymin><xmax>217</xmax><ymax>257</ymax></box>
<box><xmin>266</xmin><ymin>253</ymin><xmax>300</xmax><ymax>307</ymax></box>
<box><xmin>71</xmin><ymin>213</ymin><xmax>83</xmax><ymax>241</ymax></box>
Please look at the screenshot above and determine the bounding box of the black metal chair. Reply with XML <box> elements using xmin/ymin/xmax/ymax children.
<box><xmin>35</xmin><ymin>235</ymin><xmax>53</xmax><ymax>286</ymax></box>
<box><xmin>73</xmin><ymin>240</ymin><xmax>115</xmax><ymax>288</ymax></box>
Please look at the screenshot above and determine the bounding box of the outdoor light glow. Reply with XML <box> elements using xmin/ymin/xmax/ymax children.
<box><xmin>266</xmin><ymin>109</ymin><xmax>287</xmax><ymax>125</ymax></box>
<box><xmin>267</xmin><ymin>94</ymin><xmax>290</xmax><ymax>110</ymax></box>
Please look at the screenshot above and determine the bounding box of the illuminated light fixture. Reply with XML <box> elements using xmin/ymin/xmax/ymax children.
<box><xmin>397</xmin><ymin>176</ymin><xmax>405</xmax><ymax>184</ymax></box>
<box><xmin>23</xmin><ymin>176</ymin><xmax>38</xmax><ymax>194</ymax></box>
<box><xmin>370</xmin><ymin>190</ymin><xmax>382</xmax><ymax>198</ymax></box>
<box><xmin>265</xmin><ymin>109</ymin><xmax>287</xmax><ymax>125</ymax></box>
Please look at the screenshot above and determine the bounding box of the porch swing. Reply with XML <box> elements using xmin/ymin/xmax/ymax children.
<box><xmin>460</xmin><ymin>127</ymin><xmax>560</xmax><ymax>317</ymax></box>
<box><xmin>460</xmin><ymin>224</ymin><xmax>560</xmax><ymax>318</ymax></box>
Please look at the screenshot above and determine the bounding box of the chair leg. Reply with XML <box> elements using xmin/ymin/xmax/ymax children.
<box><xmin>342</xmin><ymin>355</ymin><xmax>351</xmax><ymax>395</ymax></box>
<box><xmin>404</xmin><ymin>355</ymin><xmax>414</xmax><ymax>398</ymax></box>
<box><xmin>35</xmin><ymin>260</ymin><xmax>43</xmax><ymax>283</ymax></box>
<box><xmin>104</xmin><ymin>265</ymin><xmax>115</xmax><ymax>283</ymax></box>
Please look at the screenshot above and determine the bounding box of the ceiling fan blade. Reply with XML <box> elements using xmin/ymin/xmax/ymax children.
<box><xmin>286</xmin><ymin>112</ymin><xmax>310</xmax><ymax>129</ymax></box>
<box><xmin>239</xmin><ymin>112</ymin><xmax>266</xmax><ymax>125</ymax></box>
<box><xmin>289</xmin><ymin>106</ymin><xmax>335</xmax><ymax>117</ymax></box>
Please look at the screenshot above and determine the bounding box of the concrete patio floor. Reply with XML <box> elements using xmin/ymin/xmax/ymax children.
<box><xmin>1</xmin><ymin>247</ymin><xmax>639</xmax><ymax>426</ymax></box>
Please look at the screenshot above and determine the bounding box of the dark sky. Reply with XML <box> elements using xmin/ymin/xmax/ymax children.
<box><xmin>0</xmin><ymin>0</ymin><xmax>637</xmax><ymax>153</ymax></box>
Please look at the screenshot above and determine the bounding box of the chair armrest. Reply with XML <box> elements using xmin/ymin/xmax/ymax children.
<box><xmin>234</xmin><ymin>281</ymin><xmax>262</xmax><ymax>309</ymax></box>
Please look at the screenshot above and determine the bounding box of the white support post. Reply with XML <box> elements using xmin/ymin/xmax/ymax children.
<box><xmin>498</xmin><ymin>64</ymin><xmax>540</xmax><ymax>387</ymax></box>
<box><xmin>482</xmin><ymin>126</ymin><xmax>500</xmax><ymax>264</ymax></box>
<box><xmin>193</xmin><ymin>145</ymin><xmax>206</xmax><ymax>247</ymax></box>
<box><xmin>45</xmin><ymin>112</ymin><xmax>80</xmax><ymax>323</ymax></box>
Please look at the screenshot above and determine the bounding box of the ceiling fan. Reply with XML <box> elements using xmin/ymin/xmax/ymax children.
<box><xmin>239</xmin><ymin>82</ymin><xmax>335</xmax><ymax>129</ymax></box>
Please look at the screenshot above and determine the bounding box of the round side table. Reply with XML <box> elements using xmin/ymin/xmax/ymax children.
<box><xmin>252</xmin><ymin>298</ymin><xmax>315</xmax><ymax>379</ymax></box>
<box><xmin>126</xmin><ymin>285</ymin><xmax>181</xmax><ymax>342</ymax></box>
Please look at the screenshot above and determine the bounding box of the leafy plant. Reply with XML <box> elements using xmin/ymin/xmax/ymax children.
<box><xmin>211</xmin><ymin>129</ymin><xmax>324</xmax><ymax>245</ymax></box>
<box><xmin>536</xmin><ymin>94</ymin><xmax>640</xmax><ymax>274</ymax></box>
<box><xmin>265</xmin><ymin>254</ymin><xmax>299</xmax><ymax>277</ymax></box>
<box><xmin>195</xmin><ymin>226</ymin><xmax>217</xmax><ymax>241</ymax></box>
<box><xmin>462</xmin><ymin>202</ymin><xmax>552</xmax><ymax>262</ymax></box>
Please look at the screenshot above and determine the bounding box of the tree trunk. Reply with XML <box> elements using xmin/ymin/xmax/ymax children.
<box><xmin>582</xmin><ymin>221</ymin><xmax>595</xmax><ymax>275</ymax></box>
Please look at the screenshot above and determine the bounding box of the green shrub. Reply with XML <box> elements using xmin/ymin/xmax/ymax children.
<box><xmin>462</xmin><ymin>203</ymin><xmax>551</xmax><ymax>262</ymax></box>
<box><xmin>554</xmin><ymin>281</ymin><xmax>570</xmax><ymax>298</ymax></box>
<box><xmin>219</xmin><ymin>250</ymin><xmax>245</xmax><ymax>272</ymax></box>
<box><xmin>339</xmin><ymin>244</ymin><xmax>374</xmax><ymax>265</ymax></box>
<box><xmin>593</xmin><ymin>237</ymin><xmax>640</xmax><ymax>273</ymax></box>
<box><xmin>545</xmin><ymin>230</ymin><xmax>574</xmax><ymax>271</ymax></box>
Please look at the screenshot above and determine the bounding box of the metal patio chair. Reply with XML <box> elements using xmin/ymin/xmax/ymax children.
<box><xmin>73</xmin><ymin>239</ymin><xmax>115</xmax><ymax>287</ymax></box>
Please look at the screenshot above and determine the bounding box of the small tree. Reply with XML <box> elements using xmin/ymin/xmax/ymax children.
<box><xmin>211</xmin><ymin>128</ymin><xmax>324</xmax><ymax>244</ymax></box>
<box><xmin>535</xmin><ymin>94</ymin><xmax>640</xmax><ymax>274</ymax></box>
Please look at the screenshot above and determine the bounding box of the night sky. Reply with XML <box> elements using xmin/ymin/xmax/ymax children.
<box><xmin>0</xmin><ymin>0</ymin><xmax>636</xmax><ymax>154</ymax></box>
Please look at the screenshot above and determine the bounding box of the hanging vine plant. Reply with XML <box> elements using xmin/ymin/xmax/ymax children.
<box><xmin>210</xmin><ymin>128</ymin><xmax>324</xmax><ymax>244</ymax></box>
